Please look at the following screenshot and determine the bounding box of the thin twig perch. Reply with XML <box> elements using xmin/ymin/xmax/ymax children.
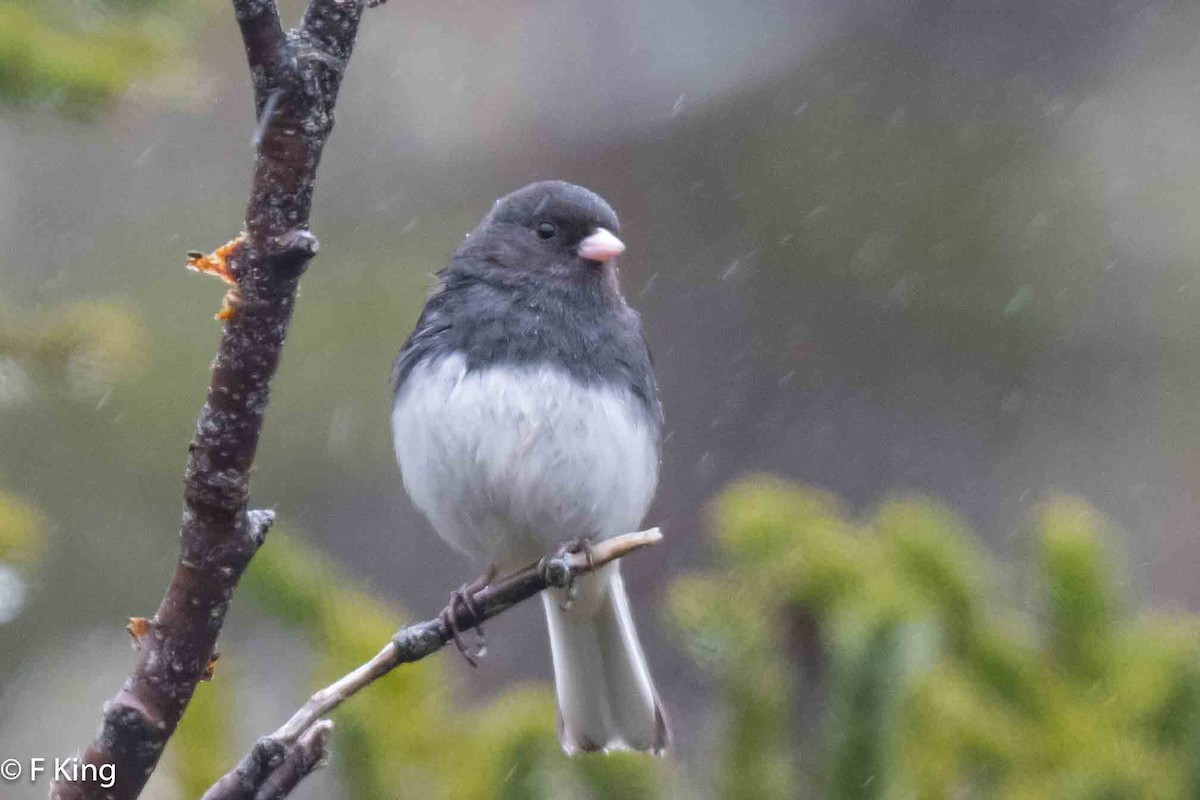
<box><xmin>52</xmin><ymin>0</ymin><xmax>371</xmax><ymax>797</ymax></box>
<box><xmin>200</xmin><ymin>529</ymin><xmax>663</xmax><ymax>800</ymax></box>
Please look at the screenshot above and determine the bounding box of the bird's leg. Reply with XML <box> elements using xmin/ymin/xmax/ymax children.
<box><xmin>438</xmin><ymin>604</ymin><xmax>475</xmax><ymax>667</ymax></box>
<box><xmin>458</xmin><ymin>564</ymin><xmax>496</xmax><ymax>648</ymax></box>
<box><xmin>439</xmin><ymin>564</ymin><xmax>497</xmax><ymax>667</ymax></box>
<box><xmin>553</xmin><ymin>537</ymin><xmax>596</xmax><ymax>611</ymax></box>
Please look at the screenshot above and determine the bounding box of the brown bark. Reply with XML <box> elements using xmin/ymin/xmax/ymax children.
<box><xmin>51</xmin><ymin>1</ymin><xmax>368</xmax><ymax>797</ymax></box>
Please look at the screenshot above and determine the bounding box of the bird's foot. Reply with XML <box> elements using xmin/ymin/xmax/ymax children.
<box><xmin>553</xmin><ymin>538</ymin><xmax>596</xmax><ymax>611</ymax></box>
<box><xmin>438</xmin><ymin>565</ymin><xmax>496</xmax><ymax>667</ymax></box>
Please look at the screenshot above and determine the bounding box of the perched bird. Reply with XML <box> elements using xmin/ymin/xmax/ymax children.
<box><xmin>391</xmin><ymin>181</ymin><xmax>669</xmax><ymax>755</ymax></box>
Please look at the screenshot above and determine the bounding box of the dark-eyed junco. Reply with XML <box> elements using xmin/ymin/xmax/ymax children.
<box><xmin>391</xmin><ymin>181</ymin><xmax>669</xmax><ymax>755</ymax></box>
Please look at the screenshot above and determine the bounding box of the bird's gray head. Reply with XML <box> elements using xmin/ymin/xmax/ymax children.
<box><xmin>457</xmin><ymin>181</ymin><xmax>625</xmax><ymax>276</ymax></box>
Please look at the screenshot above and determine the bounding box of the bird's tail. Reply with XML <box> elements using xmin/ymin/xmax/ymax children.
<box><xmin>542</xmin><ymin>562</ymin><xmax>669</xmax><ymax>755</ymax></box>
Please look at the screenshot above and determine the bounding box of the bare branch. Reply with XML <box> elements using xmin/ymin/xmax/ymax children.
<box><xmin>301</xmin><ymin>0</ymin><xmax>363</xmax><ymax>62</ymax></box>
<box><xmin>201</xmin><ymin>529</ymin><xmax>663</xmax><ymax>800</ymax></box>
<box><xmin>232</xmin><ymin>0</ymin><xmax>286</xmax><ymax>95</ymax></box>
<box><xmin>252</xmin><ymin>721</ymin><xmax>332</xmax><ymax>800</ymax></box>
<box><xmin>51</xmin><ymin>1</ymin><xmax>372</xmax><ymax>797</ymax></box>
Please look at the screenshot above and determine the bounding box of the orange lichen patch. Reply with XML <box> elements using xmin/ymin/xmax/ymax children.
<box><xmin>126</xmin><ymin>616</ymin><xmax>152</xmax><ymax>649</ymax></box>
<box><xmin>187</xmin><ymin>234</ymin><xmax>247</xmax><ymax>321</ymax></box>
<box><xmin>186</xmin><ymin>234</ymin><xmax>246</xmax><ymax>286</ymax></box>
<box><xmin>202</xmin><ymin>650</ymin><xmax>221</xmax><ymax>681</ymax></box>
<box><xmin>216</xmin><ymin>288</ymin><xmax>242</xmax><ymax>322</ymax></box>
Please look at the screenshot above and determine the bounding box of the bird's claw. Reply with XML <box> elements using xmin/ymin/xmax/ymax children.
<box><xmin>439</xmin><ymin>566</ymin><xmax>496</xmax><ymax>667</ymax></box>
<box><xmin>439</xmin><ymin>599</ymin><xmax>479</xmax><ymax>667</ymax></box>
<box><xmin>555</xmin><ymin>538</ymin><xmax>596</xmax><ymax>611</ymax></box>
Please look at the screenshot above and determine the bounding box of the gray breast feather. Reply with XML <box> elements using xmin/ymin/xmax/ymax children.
<box><xmin>392</xmin><ymin>353</ymin><xmax>660</xmax><ymax>568</ymax></box>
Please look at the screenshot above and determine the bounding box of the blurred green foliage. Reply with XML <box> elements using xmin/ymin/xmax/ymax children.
<box><xmin>0</xmin><ymin>300</ymin><xmax>138</xmax><ymax>634</ymax></box>
<box><xmin>172</xmin><ymin>528</ymin><xmax>673</xmax><ymax>798</ymax></box>
<box><xmin>0</xmin><ymin>491</ymin><xmax>46</xmax><ymax>567</ymax></box>
<box><xmin>672</xmin><ymin>477</ymin><xmax>1200</xmax><ymax>799</ymax></box>
<box><xmin>0</xmin><ymin>306</ymin><xmax>82</xmax><ymax>626</ymax></box>
<box><xmin>0</xmin><ymin>492</ymin><xmax>47</xmax><ymax>629</ymax></box>
<box><xmin>164</xmin><ymin>477</ymin><xmax>1200</xmax><ymax>798</ymax></box>
<box><xmin>0</xmin><ymin>300</ymin><xmax>146</xmax><ymax>399</ymax></box>
<box><xmin>0</xmin><ymin>0</ymin><xmax>172</xmax><ymax>112</ymax></box>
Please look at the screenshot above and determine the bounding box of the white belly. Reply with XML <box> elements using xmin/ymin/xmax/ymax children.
<box><xmin>392</xmin><ymin>353</ymin><xmax>659</xmax><ymax>568</ymax></box>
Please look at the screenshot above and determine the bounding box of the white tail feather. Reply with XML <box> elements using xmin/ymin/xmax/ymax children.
<box><xmin>542</xmin><ymin>563</ymin><xmax>669</xmax><ymax>755</ymax></box>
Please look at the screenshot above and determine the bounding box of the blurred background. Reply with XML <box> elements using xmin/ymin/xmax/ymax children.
<box><xmin>4</xmin><ymin>0</ymin><xmax>1200</xmax><ymax>797</ymax></box>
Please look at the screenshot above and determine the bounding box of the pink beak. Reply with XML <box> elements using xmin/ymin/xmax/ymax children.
<box><xmin>578</xmin><ymin>228</ymin><xmax>626</xmax><ymax>263</ymax></box>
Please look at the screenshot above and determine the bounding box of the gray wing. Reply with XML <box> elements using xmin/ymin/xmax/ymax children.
<box><xmin>391</xmin><ymin>278</ymin><xmax>454</xmax><ymax>396</ymax></box>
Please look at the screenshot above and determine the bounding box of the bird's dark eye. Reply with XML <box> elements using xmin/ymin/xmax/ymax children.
<box><xmin>536</xmin><ymin>222</ymin><xmax>557</xmax><ymax>239</ymax></box>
